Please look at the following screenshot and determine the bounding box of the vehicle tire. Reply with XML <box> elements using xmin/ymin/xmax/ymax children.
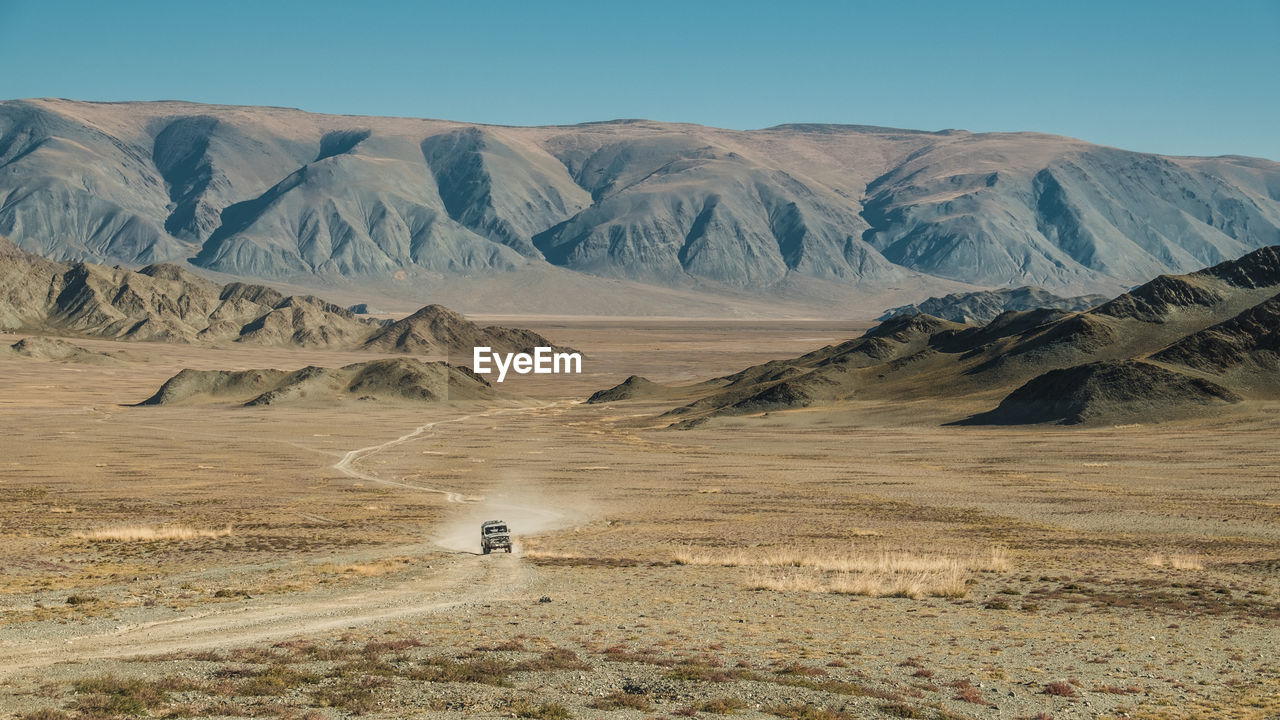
<box><xmin>505</xmin><ymin>547</ymin><xmax>512</xmax><ymax>553</ymax></box>
<box><xmin>482</xmin><ymin>546</ymin><xmax>490</xmax><ymax>555</ymax></box>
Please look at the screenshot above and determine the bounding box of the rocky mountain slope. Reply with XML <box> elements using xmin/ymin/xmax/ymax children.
<box><xmin>3</xmin><ymin>99</ymin><xmax>1279</xmax><ymax>311</ymax></box>
<box><xmin>879</xmin><ymin>286</ymin><xmax>1109</xmax><ymax>324</ymax></box>
<box><xmin>0</xmin><ymin>237</ymin><xmax>564</xmax><ymax>353</ymax></box>
<box><xmin>591</xmin><ymin>246</ymin><xmax>1280</xmax><ymax>425</ymax></box>
<box><xmin>138</xmin><ymin>358</ymin><xmax>500</xmax><ymax>406</ymax></box>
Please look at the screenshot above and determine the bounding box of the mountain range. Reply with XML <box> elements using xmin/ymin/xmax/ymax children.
<box><xmin>3</xmin><ymin>99</ymin><xmax>1279</xmax><ymax>315</ymax></box>
<box><xmin>0</xmin><ymin>236</ymin><xmax>564</xmax><ymax>355</ymax></box>
<box><xmin>879</xmin><ymin>286</ymin><xmax>1110</xmax><ymax>324</ymax></box>
<box><xmin>589</xmin><ymin>246</ymin><xmax>1280</xmax><ymax>426</ymax></box>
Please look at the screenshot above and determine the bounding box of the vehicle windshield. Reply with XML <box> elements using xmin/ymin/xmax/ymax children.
<box><xmin>484</xmin><ymin>526</ymin><xmax>508</xmax><ymax>534</ymax></box>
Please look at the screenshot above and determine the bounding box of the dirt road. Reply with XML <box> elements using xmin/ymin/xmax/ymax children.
<box><xmin>0</xmin><ymin>404</ymin><xmax>577</xmax><ymax>674</ymax></box>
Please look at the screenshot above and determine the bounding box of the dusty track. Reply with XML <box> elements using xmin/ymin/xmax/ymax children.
<box><xmin>0</xmin><ymin>551</ymin><xmax>529</xmax><ymax>673</ymax></box>
<box><xmin>0</xmin><ymin>404</ymin><xmax>577</xmax><ymax>674</ymax></box>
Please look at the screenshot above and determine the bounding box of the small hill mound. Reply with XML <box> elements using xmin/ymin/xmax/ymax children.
<box><xmin>863</xmin><ymin>313</ymin><xmax>966</xmax><ymax>343</ymax></box>
<box><xmin>342</xmin><ymin>358</ymin><xmax>497</xmax><ymax>402</ymax></box>
<box><xmin>139</xmin><ymin>369</ymin><xmax>290</xmax><ymax>405</ymax></box>
<box><xmin>6</xmin><ymin>337</ymin><xmax>121</xmax><ymax>364</ymax></box>
<box><xmin>957</xmin><ymin>361</ymin><xmax>1241</xmax><ymax>426</ymax></box>
<box><xmin>139</xmin><ymin>359</ymin><xmax>500</xmax><ymax>407</ymax></box>
<box><xmin>587</xmin><ymin>376</ymin><xmax>673</xmax><ymax>403</ymax></box>
<box><xmin>881</xmin><ymin>286</ymin><xmax>1107</xmax><ymax>324</ymax></box>
<box><xmin>361</xmin><ymin>304</ymin><xmax>570</xmax><ymax>356</ymax></box>
<box><xmin>719</xmin><ymin>371</ymin><xmax>845</xmax><ymax>415</ymax></box>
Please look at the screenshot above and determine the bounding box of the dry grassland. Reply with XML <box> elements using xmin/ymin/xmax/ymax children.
<box><xmin>0</xmin><ymin>319</ymin><xmax>1277</xmax><ymax>719</ymax></box>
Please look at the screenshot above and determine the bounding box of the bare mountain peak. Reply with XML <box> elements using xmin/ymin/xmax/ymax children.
<box><xmin>3</xmin><ymin>99</ymin><xmax>1280</xmax><ymax>310</ymax></box>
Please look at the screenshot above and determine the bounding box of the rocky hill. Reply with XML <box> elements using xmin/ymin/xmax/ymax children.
<box><xmin>879</xmin><ymin>286</ymin><xmax>1108</xmax><ymax>324</ymax></box>
<box><xmin>956</xmin><ymin>361</ymin><xmax>1242</xmax><ymax>426</ymax></box>
<box><xmin>361</xmin><ymin>304</ymin><xmax>561</xmax><ymax>356</ymax></box>
<box><xmin>3</xmin><ymin>99</ymin><xmax>1279</xmax><ymax>313</ymax></box>
<box><xmin>4</xmin><ymin>336</ymin><xmax>122</xmax><ymax>364</ymax></box>
<box><xmin>138</xmin><ymin>358</ymin><xmax>500</xmax><ymax>406</ymax></box>
<box><xmin>590</xmin><ymin>246</ymin><xmax>1280</xmax><ymax>426</ymax></box>
<box><xmin>0</xmin><ymin>239</ymin><xmax>568</xmax><ymax>353</ymax></box>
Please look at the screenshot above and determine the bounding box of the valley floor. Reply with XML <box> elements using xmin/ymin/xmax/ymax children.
<box><xmin>0</xmin><ymin>320</ymin><xmax>1277</xmax><ymax>720</ymax></box>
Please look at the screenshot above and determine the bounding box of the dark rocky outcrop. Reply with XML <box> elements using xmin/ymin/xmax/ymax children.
<box><xmin>956</xmin><ymin>361</ymin><xmax>1241</xmax><ymax>426</ymax></box>
<box><xmin>880</xmin><ymin>286</ymin><xmax>1108</xmax><ymax>324</ymax></box>
<box><xmin>139</xmin><ymin>358</ymin><xmax>499</xmax><ymax>407</ymax></box>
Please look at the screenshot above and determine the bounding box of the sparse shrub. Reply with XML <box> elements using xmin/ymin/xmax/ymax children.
<box><xmin>589</xmin><ymin>691</ymin><xmax>652</xmax><ymax>710</ymax></box>
<box><xmin>65</xmin><ymin>595</ymin><xmax>98</xmax><ymax>606</ymax></box>
<box><xmin>1043</xmin><ymin>680</ymin><xmax>1078</xmax><ymax>697</ymax></box>
<box><xmin>949</xmin><ymin>679</ymin><xmax>994</xmax><ymax>707</ymax></box>
<box><xmin>237</xmin><ymin>664</ymin><xmax>320</xmax><ymax>695</ymax></box>
<box><xmin>517</xmin><ymin>647</ymin><xmax>588</xmax><ymax>671</ymax></box>
<box><xmin>407</xmin><ymin>656</ymin><xmax>513</xmax><ymax>685</ymax></box>
<box><xmin>699</xmin><ymin>697</ymin><xmax>747</xmax><ymax>713</ymax></box>
<box><xmin>329</xmin><ymin>655</ymin><xmax>396</xmax><ymax>678</ymax></box>
<box><xmin>310</xmin><ymin>680</ymin><xmax>377</xmax><ymax>714</ymax></box>
<box><xmin>477</xmin><ymin>638</ymin><xmax>526</xmax><ymax>651</ymax></box>
<box><xmin>509</xmin><ymin>701</ymin><xmax>573</xmax><ymax>719</ymax></box>
<box><xmin>71</xmin><ymin>675</ymin><xmax>169</xmax><ymax>715</ymax></box>
<box><xmin>665</xmin><ymin>662</ymin><xmax>752</xmax><ymax>682</ymax></box>
<box><xmin>983</xmin><ymin>599</ymin><xmax>1011</xmax><ymax>610</ymax></box>
<box><xmin>16</xmin><ymin>710</ymin><xmax>74</xmax><ymax>720</ymax></box>
<box><xmin>227</xmin><ymin>646</ymin><xmax>290</xmax><ymax>664</ymax></box>
<box><xmin>763</xmin><ymin>704</ymin><xmax>853</xmax><ymax>720</ymax></box>
<box><xmin>878</xmin><ymin>702</ymin><xmax>926</xmax><ymax>718</ymax></box>
<box><xmin>776</xmin><ymin>663</ymin><xmax>827</xmax><ymax>677</ymax></box>
<box><xmin>361</xmin><ymin>637</ymin><xmax>423</xmax><ymax>655</ymax></box>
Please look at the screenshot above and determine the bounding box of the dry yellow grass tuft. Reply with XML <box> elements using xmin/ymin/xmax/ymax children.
<box><xmin>317</xmin><ymin>557</ymin><xmax>416</xmax><ymax>577</ymax></box>
<box><xmin>676</xmin><ymin>546</ymin><xmax>1008</xmax><ymax>599</ymax></box>
<box><xmin>747</xmin><ymin>567</ymin><xmax>970</xmax><ymax>599</ymax></box>
<box><xmin>521</xmin><ymin>550</ymin><xmax>582</xmax><ymax>561</ymax></box>
<box><xmin>672</xmin><ymin>545</ymin><xmax>1004</xmax><ymax>572</ymax></box>
<box><xmin>1144</xmin><ymin>553</ymin><xmax>1205</xmax><ymax>570</ymax></box>
<box><xmin>74</xmin><ymin>524</ymin><xmax>233</xmax><ymax>542</ymax></box>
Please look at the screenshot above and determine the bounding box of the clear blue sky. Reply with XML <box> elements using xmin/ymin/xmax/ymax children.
<box><xmin>2</xmin><ymin>0</ymin><xmax>1276</xmax><ymax>159</ymax></box>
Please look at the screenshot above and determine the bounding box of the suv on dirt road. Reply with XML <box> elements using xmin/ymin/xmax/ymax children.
<box><xmin>481</xmin><ymin>520</ymin><xmax>512</xmax><ymax>554</ymax></box>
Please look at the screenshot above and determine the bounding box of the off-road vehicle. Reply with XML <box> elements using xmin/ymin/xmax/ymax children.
<box><xmin>480</xmin><ymin>520</ymin><xmax>511</xmax><ymax>554</ymax></box>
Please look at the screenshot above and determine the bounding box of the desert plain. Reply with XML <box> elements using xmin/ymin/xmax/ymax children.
<box><xmin>0</xmin><ymin>318</ymin><xmax>1277</xmax><ymax>720</ymax></box>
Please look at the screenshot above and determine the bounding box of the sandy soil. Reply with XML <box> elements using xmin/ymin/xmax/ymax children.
<box><xmin>0</xmin><ymin>321</ymin><xmax>1276</xmax><ymax>720</ymax></box>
